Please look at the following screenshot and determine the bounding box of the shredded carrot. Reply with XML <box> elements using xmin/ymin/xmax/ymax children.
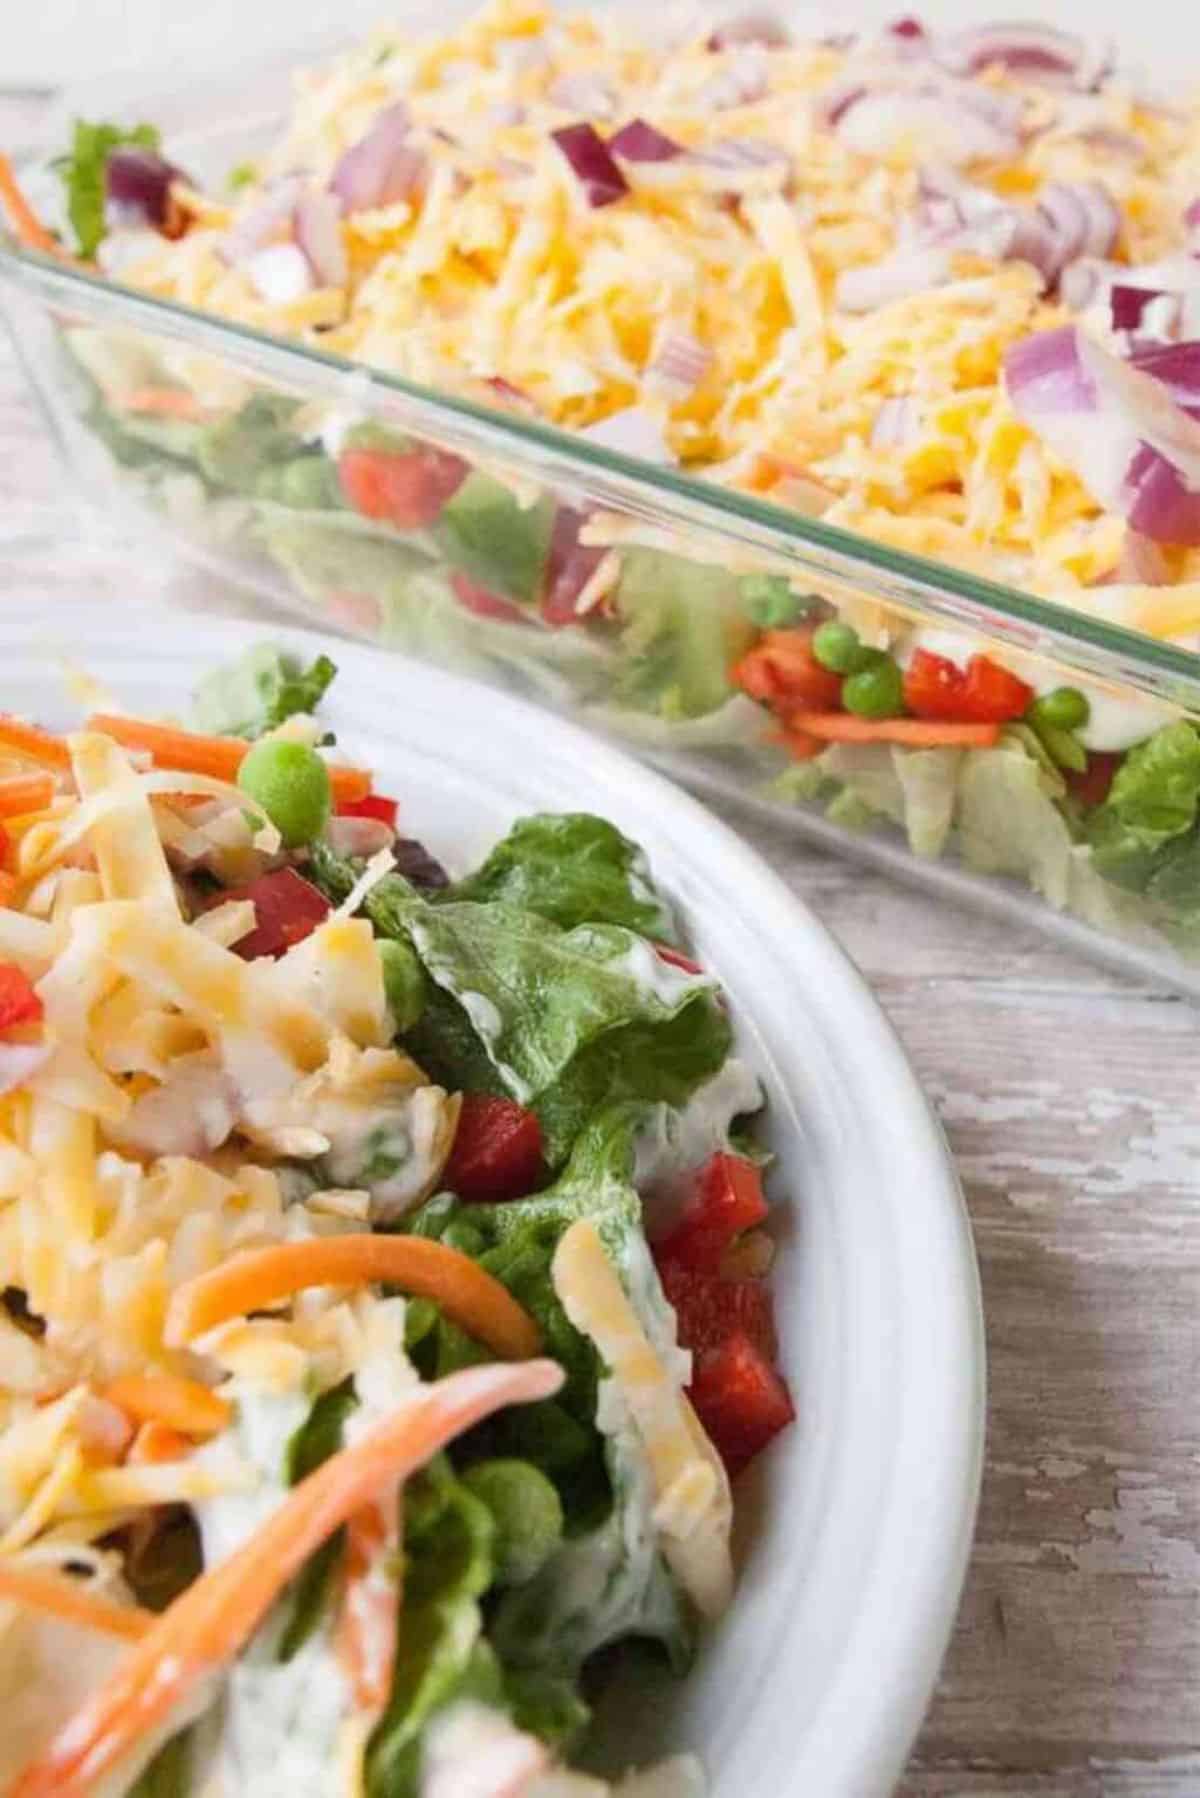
<box><xmin>86</xmin><ymin>715</ymin><xmax>372</xmax><ymax>805</ymax></box>
<box><xmin>336</xmin><ymin>1499</ymin><xmax>401</xmax><ymax>1715</ymax></box>
<box><xmin>127</xmin><ymin>1422</ymin><xmax>193</xmax><ymax>1465</ymax></box>
<box><xmin>166</xmin><ymin>1235</ymin><xmax>541</xmax><ymax>1362</ymax></box>
<box><xmin>0</xmin><ymin>774</ymin><xmax>57</xmax><ymax>820</ymax></box>
<box><xmin>122</xmin><ymin>387</ymin><xmax>210</xmax><ymax>421</ymax></box>
<box><xmin>0</xmin><ymin>716</ymin><xmax>72</xmax><ymax>771</ymax></box>
<box><xmin>0</xmin><ymin>1563</ymin><xmax>153</xmax><ymax>1642</ymax></box>
<box><xmin>10</xmin><ymin>1360</ymin><xmax>563</xmax><ymax>1798</ymax></box>
<box><xmin>0</xmin><ymin>872</ymin><xmax>18</xmax><ymax>909</ymax></box>
<box><xmin>0</xmin><ymin>154</ymin><xmax>61</xmax><ymax>258</ymax></box>
<box><xmin>769</xmin><ymin>726</ymin><xmax>823</xmax><ymax>762</ymax></box>
<box><xmin>785</xmin><ymin>713</ymin><xmax>1001</xmax><ymax>749</ymax></box>
<box><xmin>102</xmin><ymin>1373</ymin><xmax>232</xmax><ymax>1440</ymax></box>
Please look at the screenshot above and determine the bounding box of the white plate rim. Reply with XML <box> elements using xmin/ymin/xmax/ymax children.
<box><xmin>12</xmin><ymin>601</ymin><xmax>985</xmax><ymax>1795</ymax></box>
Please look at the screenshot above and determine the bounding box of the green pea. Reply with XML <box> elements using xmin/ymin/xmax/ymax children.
<box><xmin>378</xmin><ymin>937</ymin><xmax>426</xmax><ymax>1033</ymax></box>
<box><xmin>236</xmin><ymin>738</ymin><xmax>331</xmax><ymax>847</ymax></box>
<box><xmin>812</xmin><ymin>620</ymin><xmax>865</xmax><ymax>674</ymax></box>
<box><xmin>841</xmin><ymin>651</ymin><xmax>905</xmax><ymax>719</ymax></box>
<box><xmin>462</xmin><ymin>1458</ymin><xmax>564</xmax><ymax>1587</ymax></box>
<box><xmin>1031</xmin><ymin>686</ymin><xmax>1090</xmax><ymax>732</ymax></box>
<box><xmin>741</xmin><ymin>574</ymin><xmax>808</xmax><ymax>628</ymax></box>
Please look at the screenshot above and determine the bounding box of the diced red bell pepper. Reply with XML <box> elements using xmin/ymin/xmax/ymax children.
<box><xmin>338</xmin><ymin>446</ymin><xmax>467</xmax><ymax>529</ymax></box>
<box><xmin>653</xmin><ymin>1152</ymin><xmax>768</xmax><ymax>1273</ymax></box>
<box><xmin>657</xmin><ymin>1259</ymin><xmax>778</xmax><ymax>1363</ymax></box>
<box><xmin>1066</xmin><ymin>750</ymin><xmax>1121</xmax><ymax>810</ymax></box>
<box><xmin>443</xmin><ymin>1093</ymin><xmax>544</xmax><ymax>1203</ymax></box>
<box><xmin>337</xmin><ymin>792</ymin><xmax>399</xmax><ymax>828</ymax></box>
<box><xmin>904</xmin><ymin>649</ymin><xmax>1033</xmax><ymax>724</ymax></box>
<box><xmin>542</xmin><ymin>506</ymin><xmax>606</xmax><ymax>627</ymax></box>
<box><xmin>0</xmin><ymin>963</ymin><xmax>42</xmax><ymax>1033</ymax></box>
<box><xmin>689</xmin><ymin>1331</ymin><xmax>795</xmax><ymax>1476</ymax></box>
<box><xmin>653</xmin><ymin>942</ymin><xmax>703</xmax><ymax>975</ymax></box>
<box><xmin>450</xmin><ymin>572</ymin><xmax>530</xmax><ymax>625</ymax></box>
<box><xmin>223</xmin><ymin>868</ymin><xmax>332</xmax><ymax>960</ymax></box>
<box><xmin>733</xmin><ymin>629</ymin><xmax>843</xmax><ymax>712</ymax></box>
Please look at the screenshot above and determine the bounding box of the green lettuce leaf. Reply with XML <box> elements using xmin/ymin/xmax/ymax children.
<box><xmin>449</xmin><ymin>813</ymin><xmax>678</xmax><ymax>941</ymax></box>
<box><xmin>192</xmin><ymin>642</ymin><xmax>337</xmax><ymax>739</ymax></box>
<box><xmin>54</xmin><ymin>118</ymin><xmax>160</xmax><ymax>257</ymax></box>
<box><xmin>435</xmin><ymin>472</ymin><xmax>554</xmax><ymax>604</ymax></box>
<box><xmin>196</xmin><ymin>393</ymin><xmax>306</xmax><ymax>493</ymax></box>
<box><xmin>613</xmin><ymin>549</ymin><xmax>757</xmax><ymax>720</ymax></box>
<box><xmin>812</xmin><ymin>741</ymin><xmax>962</xmax><ymax>860</ymax></box>
<box><xmin>957</xmin><ymin>739</ymin><xmax>1077</xmax><ymax>907</ymax></box>
<box><xmin>1086</xmin><ymin>721</ymin><xmax>1200</xmax><ymax>892</ymax></box>
<box><xmin>129</xmin><ymin>1731</ymin><xmax>192</xmax><ymax>1798</ymax></box>
<box><xmin>277</xmin><ymin>1380</ymin><xmax>357</xmax><ymax>1662</ymax></box>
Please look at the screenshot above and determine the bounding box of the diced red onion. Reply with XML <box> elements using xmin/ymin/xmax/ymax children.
<box><xmin>294</xmin><ymin>188</ymin><xmax>347</xmax><ymax>288</ymax></box>
<box><xmin>648</xmin><ymin>330</ymin><xmax>713</xmax><ymax>395</ymax></box>
<box><xmin>701</xmin><ymin>45</ymin><xmax>770</xmax><ymax>109</ymax></box>
<box><xmin>699</xmin><ymin>136</ymin><xmax>788</xmax><ymax>169</ymax></box>
<box><xmin>223</xmin><ymin>174</ymin><xmax>305</xmax><ymax>265</ymax></box>
<box><xmin>818</xmin><ymin>78</ymin><xmax>868</xmax><ymax>129</ymax></box>
<box><xmin>330</xmin><ymin>103</ymin><xmax>425</xmax><ymax>213</ymax></box>
<box><xmin>1110</xmin><ymin>285</ymin><xmax>1181</xmax><ymax>340</ymax></box>
<box><xmin>870</xmin><ymin>395</ymin><xmax>921</xmax><ymax>449</ymax></box>
<box><xmin>105</xmin><ymin>148</ymin><xmax>189</xmax><ymax>237</ymax></box>
<box><xmin>1186</xmin><ymin>199</ymin><xmax>1200</xmax><ymax>231</ymax></box>
<box><xmin>548</xmin><ymin>73</ymin><xmax>617</xmax><ymax>118</ymax></box>
<box><xmin>485</xmin><ymin>374</ymin><xmax>540</xmax><ymax>414</ymax></box>
<box><xmin>887</xmin><ymin>16</ymin><xmax>927</xmax><ymax>43</ymax></box>
<box><xmin>608</xmin><ymin>118</ymin><xmax>683</xmax><ymax>163</ymax></box>
<box><xmin>835</xmin><ymin>244</ymin><xmax>956</xmax><ymax>311</ymax></box>
<box><xmin>939</xmin><ymin>22</ymin><xmax>1110</xmax><ymax>90</ymax></box>
<box><xmin>831</xmin><ymin>83</ymin><xmax>1023</xmax><ymax>165</ymax></box>
<box><xmin>1117</xmin><ymin>527</ymin><xmax>1172</xmax><ymax>584</ymax></box>
<box><xmin>0</xmin><ymin>1041</ymin><xmax>51</xmax><ymax>1096</ymax></box>
<box><xmin>542</xmin><ymin>506</ymin><xmax>606</xmax><ymax>626</ymax></box>
<box><xmin>580</xmin><ymin>406</ymin><xmax>674</xmax><ymax>463</ymax></box>
<box><xmin>1073</xmin><ymin>124</ymin><xmax>1146</xmax><ymax>161</ymax></box>
<box><xmin>1129</xmin><ymin>342</ymin><xmax>1200</xmax><ymax>417</ymax></box>
<box><xmin>1059</xmin><ymin>256</ymin><xmax>1118</xmax><ymax>311</ymax></box>
<box><xmin>1006</xmin><ymin>324</ymin><xmax>1200</xmax><ymax>544</ymax></box>
<box><xmin>1038</xmin><ymin>179</ymin><xmax>1119</xmax><ymax>265</ymax></box>
<box><xmin>707</xmin><ymin>12</ymin><xmax>790</xmax><ymax>50</ymax></box>
<box><xmin>551</xmin><ymin>123</ymin><xmax>629</xmax><ymax>207</ymax></box>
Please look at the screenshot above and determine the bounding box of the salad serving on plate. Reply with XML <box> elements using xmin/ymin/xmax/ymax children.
<box><xmin>0</xmin><ymin>641</ymin><xmax>792</xmax><ymax>1798</ymax></box>
<box><xmin>8</xmin><ymin>1</ymin><xmax>1200</xmax><ymax>963</ymax></box>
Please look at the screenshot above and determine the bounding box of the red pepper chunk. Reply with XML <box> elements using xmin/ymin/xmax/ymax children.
<box><xmin>443</xmin><ymin>1093</ymin><xmax>544</xmax><ymax>1203</ymax></box>
<box><xmin>734</xmin><ymin>629</ymin><xmax>843</xmax><ymax>713</ymax></box>
<box><xmin>654</xmin><ymin>1152</ymin><xmax>768</xmax><ymax>1274</ymax></box>
<box><xmin>224</xmin><ymin>869</ymin><xmax>332</xmax><ymax>961</ymax></box>
<box><xmin>338</xmin><ymin>446</ymin><xmax>467</xmax><ymax>529</ymax></box>
<box><xmin>689</xmin><ymin>1332</ymin><xmax>795</xmax><ymax>1477</ymax></box>
<box><xmin>337</xmin><ymin>792</ymin><xmax>399</xmax><ymax>828</ymax></box>
<box><xmin>1066</xmin><ymin>750</ymin><xmax>1121</xmax><ymax>810</ymax></box>
<box><xmin>904</xmin><ymin>649</ymin><xmax>1033</xmax><ymax>724</ymax></box>
<box><xmin>450</xmin><ymin>572</ymin><xmax>530</xmax><ymax>625</ymax></box>
<box><xmin>0</xmin><ymin>964</ymin><xmax>42</xmax><ymax>1033</ymax></box>
<box><xmin>657</xmin><ymin>1259</ymin><xmax>778</xmax><ymax>1363</ymax></box>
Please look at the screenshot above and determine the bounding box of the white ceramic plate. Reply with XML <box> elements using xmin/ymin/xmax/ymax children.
<box><xmin>12</xmin><ymin>603</ymin><xmax>984</xmax><ymax>1797</ymax></box>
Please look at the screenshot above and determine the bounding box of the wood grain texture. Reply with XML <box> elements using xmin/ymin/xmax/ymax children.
<box><xmin>0</xmin><ymin>91</ymin><xmax>1196</xmax><ymax>1784</ymax></box>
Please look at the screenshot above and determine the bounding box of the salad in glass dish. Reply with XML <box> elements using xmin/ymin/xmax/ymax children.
<box><xmin>7</xmin><ymin>1</ymin><xmax>1200</xmax><ymax>960</ymax></box>
<box><xmin>0</xmin><ymin>641</ymin><xmax>791</xmax><ymax>1798</ymax></box>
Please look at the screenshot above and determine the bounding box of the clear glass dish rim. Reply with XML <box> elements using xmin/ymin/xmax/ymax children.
<box><xmin>6</xmin><ymin>228</ymin><xmax>1200</xmax><ymax>709</ymax></box>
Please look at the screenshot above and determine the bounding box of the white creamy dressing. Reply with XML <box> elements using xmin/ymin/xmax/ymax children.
<box><xmin>633</xmin><ymin>1058</ymin><xmax>765</xmax><ymax>1238</ymax></box>
<box><xmin>602</xmin><ymin>935</ymin><xmax>708</xmax><ymax>1006</ymax></box>
<box><xmin>900</xmin><ymin>625</ymin><xmax>1177</xmax><ymax>752</ymax></box>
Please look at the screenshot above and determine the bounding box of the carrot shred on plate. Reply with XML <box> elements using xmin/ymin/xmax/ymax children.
<box><xmin>0</xmin><ymin>774</ymin><xmax>57</xmax><ymax>819</ymax></box>
<box><xmin>166</xmin><ymin>1234</ymin><xmax>542</xmax><ymax>1362</ymax></box>
<box><xmin>85</xmin><ymin>714</ymin><xmax>372</xmax><ymax>805</ymax></box>
<box><xmin>102</xmin><ymin>1373</ymin><xmax>232</xmax><ymax>1440</ymax></box>
<box><xmin>785</xmin><ymin>713</ymin><xmax>1001</xmax><ymax>749</ymax></box>
<box><xmin>0</xmin><ymin>716</ymin><xmax>72</xmax><ymax>771</ymax></box>
<box><xmin>0</xmin><ymin>1563</ymin><xmax>153</xmax><ymax>1641</ymax></box>
<box><xmin>0</xmin><ymin>154</ymin><xmax>61</xmax><ymax>257</ymax></box>
<box><xmin>9</xmin><ymin>1360</ymin><xmax>563</xmax><ymax>1798</ymax></box>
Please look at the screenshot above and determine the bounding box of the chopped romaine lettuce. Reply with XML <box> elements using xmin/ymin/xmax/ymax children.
<box><xmin>54</xmin><ymin>118</ymin><xmax>160</xmax><ymax>257</ymax></box>
<box><xmin>448</xmin><ymin>813</ymin><xmax>679</xmax><ymax>942</ymax></box>
<box><xmin>196</xmin><ymin>393</ymin><xmax>307</xmax><ymax>493</ymax></box>
<box><xmin>191</xmin><ymin>642</ymin><xmax>337</xmax><ymax>739</ymax></box>
<box><xmin>956</xmin><ymin>739</ymin><xmax>1078</xmax><ymax>907</ymax></box>
<box><xmin>436</xmin><ymin>473</ymin><xmax>554</xmax><ymax>603</ymax></box>
<box><xmin>613</xmin><ymin>549</ymin><xmax>756</xmax><ymax>720</ymax></box>
<box><xmin>1087</xmin><ymin>721</ymin><xmax>1200</xmax><ymax>892</ymax></box>
<box><xmin>277</xmin><ymin>1380</ymin><xmax>357</xmax><ymax>1662</ymax></box>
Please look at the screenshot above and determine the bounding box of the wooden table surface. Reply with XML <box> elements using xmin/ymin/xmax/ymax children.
<box><xmin>1</xmin><ymin>84</ymin><xmax>1198</xmax><ymax>1789</ymax></box>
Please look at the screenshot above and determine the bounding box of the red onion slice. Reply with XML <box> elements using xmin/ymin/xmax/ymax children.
<box><xmin>551</xmin><ymin>123</ymin><xmax>629</xmax><ymax>207</ymax></box>
<box><xmin>106</xmin><ymin>148</ymin><xmax>189</xmax><ymax>237</ymax></box>
<box><xmin>1129</xmin><ymin>342</ymin><xmax>1200</xmax><ymax>417</ymax></box>
<box><xmin>832</xmin><ymin>83</ymin><xmax>1022</xmax><ymax>165</ymax></box>
<box><xmin>870</xmin><ymin>395</ymin><xmax>921</xmax><ymax>449</ymax></box>
<box><xmin>939</xmin><ymin>22</ymin><xmax>1110</xmax><ymax>90</ymax></box>
<box><xmin>699</xmin><ymin>136</ymin><xmax>788</xmax><ymax>170</ymax></box>
<box><xmin>608</xmin><ymin>119</ymin><xmax>683</xmax><ymax>163</ymax></box>
<box><xmin>223</xmin><ymin>174</ymin><xmax>305</xmax><ymax>266</ymax></box>
<box><xmin>701</xmin><ymin>45</ymin><xmax>770</xmax><ymax>109</ymax></box>
<box><xmin>648</xmin><ymin>330</ymin><xmax>713</xmax><ymax>395</ymax></box>
<box><xmin>294</xmin><ymin>188</ymin><xmax>347</xmax><ymax>288</ymax></box>
<box><xmin>1111</xmin><ymin>285</ymin><xmax>1181</xmax><ymax>341</ymax></box>
<box><xmin>330</xmin><ymin>102</ymin><xmax>425</xmax><ymax>213</ymax></box>
<box><xmin>542</xmin><ymin>506</ymin><xmax>607</xmax><ymax>626</ymax></box>
<box><xmin>1117</xmin><ymin>528</ymin><xmax>1173</xmax><ymax>585</ymax></box>
<box><xmin>1006</xmin><ymin>324</ymin><xmax>1200</xmax><ymax>543</ymax></box>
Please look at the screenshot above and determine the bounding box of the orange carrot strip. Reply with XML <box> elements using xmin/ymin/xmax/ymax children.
<box><xmin>122</xmin><ymin>387</ymin><xmax>209</xmax><ymax>421</ymax></box>
<box><xmin>0</xmin><ymin>716</ymin><xmax>72</xmax><ymax>771</ymax></box>
<box><xmin>102</xmin><ymin>1374</ymin><xmax>232</xmax><ymax>1440</ymax></box>
<box><xmin>0</xmin><ymin>872</ymin><xmax>19</xmax><ymax>908</ymax></box>
<box><xmin>86</xmin><ymin>715</ymin><xmax>372</xmax><ymax>806</ymax></box>
<box><xmin>0</xmin><ymin>154</ymin><xmax>61</xmax><ymax>257</ymax></box>
<box><xmin>127</xmin><ymin>1422</ymin><xmax>193</xmax><ymax>1465</ymax></box>
<box><xmin>10</xmin><ymin>1360</ymin><xmax>563</xmax><ymax>1798</ymax></box>
<box><xmin>768</xmin><ymin>726</ymin><xmax>823</xmax><ymax>762</ymax></box>
<box><xmin>0</xmin><ymin>774</ymin><xmax>57</xmax><ymax>819</ymax></box>
<box><xmin>785</xmin><ymin>713</ymin><xmax>1001</xmax><ymax>749</ymax></box>
<box><xmin>0</xmin><ymin>1564</ymin><xmax>153</xmax><ymax>1642</ymax></box>
<box><xmin>166</xmin><ymin>1235</ymin><xmax>541</xmax><ymax>1362</ymax></box>
<box><xmin>336</xmin><ymin>1499</ymin><xmax>400</xmax><ymax>1716</ymax></box>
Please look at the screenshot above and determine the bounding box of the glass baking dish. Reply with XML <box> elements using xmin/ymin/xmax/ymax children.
<box><xmin>7</xmin><ymin>30</ymin><xmax>1200</xmax><ymax>994</ymax></box>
